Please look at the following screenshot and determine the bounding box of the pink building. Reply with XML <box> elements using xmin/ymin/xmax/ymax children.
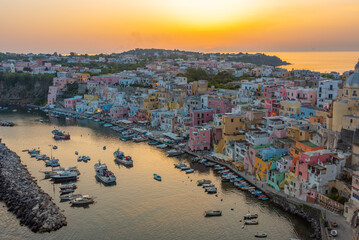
<box><xmin>295</xmin><ymin>150</ymin><xmax>336</xmax><ymax>181</ymax></box>
<box><xmin>190</xmin><ymin>109</ymin><xmax>215</xmax><ymax>126</ymax></box>
<box><xmin>92</xmin><ymin>75</ymin><xmax>122</xmax><ymax>85</ymax></box>
<box><xmin>244</xmin><ymin>145</ymin><xmax>270</xmax><ymax>174</ymax></box>
<box><xmin>261</xmin><ymin>85</ymin><xmax>281</xmax><ymax>99</ymax></box>
<box><xmin>64</xmin><ymin>96</ymin><xmax>82</xmax><ymax>110</ymax></box>
<box><xmin>110</xmin><ymin>106</ymin><xmax>130</xmax><ymax>119</ymax></box>
<box><xmin>47</xmin><ymin>86</ymin><xmax>58</xmax><ymax>105</ymax></box>
<box><xmin>208</xmin><ymin>97</ymin><xmax>232</xmax><ymax>114</ymax></box>
<box><xmin>279</xmin><ymin>87</ymin><xmax>287</xmax><ymax>100</ymax></box>
<box><xmin>128</xmin><ymin>109</ymin><xmax>147</xmax><ymax>122</ymax></box>
<box><xmin>188</xmin><ymin>127</ymin><xmax>211</xmax><ymax>151</ymax></box>
<box><xmin>285</xmin><ymin>87</ymin><xmax>317</xmax><ymax>105</ymax></box>
<box><xmin>265</xmin><ymin>99</ymin><xmax>281</xmax><ymax>117</ymax></box>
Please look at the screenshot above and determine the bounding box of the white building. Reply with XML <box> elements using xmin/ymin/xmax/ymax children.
<box><xmin>317</xmin><ymin>79</ymin><xmax>342</xmax><ymax>109</ymax></box>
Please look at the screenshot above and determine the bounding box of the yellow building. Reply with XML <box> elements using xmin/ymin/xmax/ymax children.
<box><xmin>286</xmin><ymin>125</ymin><xmax>311</xmax><ymax>141</ymax></box>
<box><xmin>84</xmin><ymin>94</ymin><xmax>99</xmax><ymax>101</ymax></box>
<box><xmin>143</xmin><ymin>95</ymin><xmax>158</xmax><ymax>110</ymax></box>
<box><xmin>330</xmin><ymin>61</ymin><xmax>359</xmax><ymax>132</ymax></box>
<box><xmin>279</xmin><ymin>100</ymin><xmax>301</xmax><ymax>117</ymax></box>
<box><xmin>214</xmin><ymin>114</ymin><xmax>246</xmax><ymax>154</ymax></box>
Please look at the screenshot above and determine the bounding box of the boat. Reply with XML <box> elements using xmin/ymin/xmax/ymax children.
<box><xmin>65</xmin><ymin>117</ymin><xmax>70</xmax><ymax>121</ymax></box>
<box><xmin>244</xmin><ymin>213</ymin><xmax>258</xmax><ymax>219</ymax></box>
<box><xmin>180</xmin><ymin>166</ymin><xmax>191</xmax><ymax>171</ymax></box>
<box><xmin>202</xmin><ymin>184</ymin><xmax>215</xmax><ymax>188</ymax></box>
<box><xmin>51</xmin><ymin>171</ymin><xmax>78</xmax><ymax>182</ymax></box>
<box><xmin>75</xmin><ymin>151</ymin><xmax>78</xmax><ymax>155</ymax></box>
<box><xmin>52</xmin><ymin>129</ymin><xmax>70</xmax><ymax>140</ymax></box>
<box><xmin>60</xmin><ymin>183</ymin><xmax>77</xmax><ymax>190</ymax></box>
<box><xmin>53</xmin><ymin>145</ymin><xmax>58</xmax><ymax>150</ymax></box>
<box><xmin>36</xmin><ymin>154</ymin><xmax>50</xmax><ymax>160</ymax></box>
<box><xmin>60</xmin><ymin>189</ymin><xmax>75</xmax><ymax>194</ymax></box>
<box><xmin>94</xmin><ymin>161</ymin><xmax>116</xmax><ymax>184</ymax></box>
<box><xmin>103</xmin><ymin>123</ymin><xmax>113</xmax><ymax>127</ymax></box>
<box><xmin>244</xmin><ymin>220</ymin><xmax>259</xmax><ymax>225</ymax></box>
<box><xmin>148</xmin><ymin>141</ymin><xmax>159</xmax><ymax>145</ymax></box>
<box><xmin>60</xmin><ymin>194</ymin><xmax>82</xmax><ymax>202</ymax></box>
<box><xmin>255</xmin><ymin>232</ymin><xmax>267</xmax><ymax>238</ymax></box>
<box><xmin>174</xmin><ymin>163</ymin><xmax>187</xmax><ymax>168</ymax></box>
<box><xmin>330</xmin><ymin>230</ymin><xmax>338</xmax><ymax>237</ymax></box>
<box><xmin>205</xmin><ymin>211</ymin><xmax>222</xmax><ymax>217</ymax></box>
<box><xmin>40</xmin><ymin>119</ymin><xmax>44</xmax><ymax>123</ymax></box>
<box><xmin>45</xmin><ymin>159</ymin><xmax>60</xmax><ymax>167</ymax></box>
<box><xmin>103</xmin><ymin>146</ymin><xmax>106</xmax><ymax>150</ymax></box>
<box><xmin>113</xmin><ymin>149</ymin><xmax>133</xmax><ymax>166</ymax></box>
<box><xmin>206</xmin><ymin>187</ymin><xmax>217</xmax><ymax>194</ymax></box>
<box><xmin>70</xmin><ymin>195</ymin><xmax>94</xmax><ymax>206</ymax></box>
<box><xmin>156</xmin><ymin>144</ymin><xmax>168</xmax><ymax>149</ymax></box>
<box><xmin>185</xmin><ymin>169</ymin><xmax>194</xmax><ymax>174</ymax></box>
<box><xmin>77</xmin><ymin>156</ymin><xmax>83</xmax><ymax>162</ymax></box>
<box><xmin>167</xmin><ymin>149</ymin><xmax>184</xmax><ymax>157</ymax></box>
<box><xmin>28</xmin><ymin>149</ymin><xmax>40</xmax><ymax>154</ymax></box>
<box><xmin>44</xmin><ymin>167</ymin><xmax>79</xmax><ymax>179</ymax></box>
<box><xmin>197</xmin><ymin>179</ymin><xmax>211</xmax><ymax>186</ymax></box>
<box><xmin>153</xmin><ymin>174</ymin><xmax>161</xmax><ymax>181</ymax></box>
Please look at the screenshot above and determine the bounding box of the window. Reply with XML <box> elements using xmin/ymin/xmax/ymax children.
<box><xmin>346</xmin><ymin>90</ymin><xmax>349</xmax><ymax>95</ymax></box>
<box><xmin>353</xmin><ymin>90</ymin><xmax>357</xmax><ymax>97</ymax></box>
<box><xmin>328</xmin><ymin>94</ymin><xmax>333</xmax><ymax>99</ymax></box>
<box><xmin>329</xmin><ymin>85</ymin><xmax>333</xmax><ymax>90</ymax></box>
<box><xmin>231</xmin><ymin>119</ymin><xmax>234</xmax><ymax>122</ymax></box>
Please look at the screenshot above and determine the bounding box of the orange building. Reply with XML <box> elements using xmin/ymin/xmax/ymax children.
<box><xmin>309</xmin><ymin>116</ymin><xmax>325</xmax><ymax>125</ymax></box>
<box><xmin>290</xmin><ymin>141</ymin><xmax>325</xmax><ymax>170</ymax></box>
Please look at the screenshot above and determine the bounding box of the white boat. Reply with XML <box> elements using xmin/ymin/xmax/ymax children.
<box><xmin>70</xmin><ymin>195</ymin><xmax>94</xmax><ymax>205</ymax></box>
<box><xmin>180</xmin><ymin>166</ymin><xmax>191</xmax><ymax>171</ymax></box>
<box><xmin>113</xmin><ymin>149</ymin><xmax>133</xmax><ymax>166</ymax></box>
<box><xmin>51</xmin><ymin>171</ymin><xmax>78</xmax><ymax>182</ymax></box>
<box><xmin>156</xmin><ymin>144</ymin><xmax>168</xmax><ymax>149</ymax></box>
<box><xmin>330</xmin><ymin>230</ymin><xmax>337</xmax><ymax>237</ymax></box>
<box><xmin>60</xmin><ymin>183</ymin><xmax>77</xmax><ymax>190</ymax></box>
<box><xmin>174</xmin><ymin>163</ymin><xmax>187</xmax><ymax>168</ymax></box>
<box><xmin>205</xmin><ymin>187</ymin><xmax>217</xmax><ymax>194</ymax></box>
<box><xmin>244</xmin><ymin>220</ymin><xmax>259</xmax><ymax>225</ymax></box>
<box><xmin>197</xmin><ymin>179</ymin><xmax>211</xmax><ymax>186</ymax></box>
<box><xmin>167</xmin><ymin>149</ymin><xmax>184</xmax><ymax>157</ymax></box>
<box><xmin>94</xmin><ymin>161</ymin><xmax>116</xmax><ymax>184</ymax></box>
<box><xmin>244</xmin><ymin>213</ymin><xmax>258</xmax><ymax>219</ymax></box>
<box><xmin>60</xmin><ymin>194</ymin><xmax>82</xmax><ymax>201</ymax></box>
<box><xmin>255</xmin><ymin>232</ymin><xmax>267</xmax><ymax>238</ymax></box>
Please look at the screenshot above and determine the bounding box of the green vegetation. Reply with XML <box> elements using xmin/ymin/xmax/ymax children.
<box><xmin>327</xmin><ymin>187</ymin><xmax>348</xmax><ymax>205</ymax></box>
<box><xmin>0</xmin><ymin>72</ymin><xmax>54</xmax><ymax>105</ymax></box>
<box><xmin>62</xmin><ymin>82</ymin><xmax>79</xmax><ymax>98</ymax></box>
<box><xmin>178</xmin><ymin>68</ymin><xmax>254</xmax><ymax>89</ymax></box>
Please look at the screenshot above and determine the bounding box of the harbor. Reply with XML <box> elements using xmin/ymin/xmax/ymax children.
<box><xmin>0</xmin><ymin>108</ymin><xmax>313</xmax><ymax>240</ymax></box>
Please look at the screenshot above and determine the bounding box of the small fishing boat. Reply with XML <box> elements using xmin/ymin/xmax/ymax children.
<box><xmin>40</xmin><ymin>119</ymin><xmax>44</xmax><ymax>123</ymax></box>
<box><xmin>60</xmin><ymin>194</ymin><xmax>82</xmax><ymax>202</ymax></box>
<box><xmin>244</xmin><ymin>213</ymin><xmax>258</xmax><ymax>219</ymax></box>
<box><xmin>153</xmin><ymin>174</ymin><xmax>161</xmax><ymax>181</ymax></box>
<box><xmin>51</xmin><ymin>171</ymin><xmax>78</xmax><ymax>182</ymax></box>
<box><xmin>103</xmin><ymin>146</ymin><xmax>106</xmax><ymax>150</ymax></box>
<box><xmin>114</xmin><ymin>149</ymin><xmax>133</xmax><ymax>166</ymax></box>
<box><xmin>185</xmin><ymin>169</ymin><xmax>194</xmax><ymax>174</ymax></box>
<box><xmin>77</xmin><ymin>156</ymin><xmax>83</xmax><ymax>162</ymax></box>
<box><xmin>52</xmin><ymin>129</ymin><xmax>70</xmax><ymax>140</ymax></box>
<box><xmin>60</xmin><ymin>183</ymin><xmax>77</xmax><ymax>190</ymax></box>
<box><xmin>205</xmin><ymin>211</ymin><xmax>222</xmax><ymax>217</ymax></box>
<box><xmin>70</xmin><ymin>195</ymin><xmax>94</xmax><ymax>206</ymax></box>
<box><xmin>174</xmin><ymin>163</ymin><xmax>187</xmax><ymax>168</ymax></box>
<box><xmin>254</xmin><ymin>232</ymin><xmax>267</xmax><ymax>238</ymax></box>
<box><xmin>244</xmin><ymin>220</ymin><xmax>259</xmax><ymax>225</ymax></box>
<box><xmin>180</xmin><ymin>166</ymin><xmax>191</xmax><ymax>171</ymax></box>
<box><xmin>103</xmin><ymin>123</ymin><xmax>113</xmax><ymax>127</ymax></box>
<box><xmin>197</xmin><ymin>179</ymin><xmax>211</xmax><ymax>186</ymax></box>
<box><xmin>202</xmin><ymin>184</ymin><xmax>215</xmax><ymax>188</ymax></box>
<box><xmin>45</xmin><ymin>159</ymin><xmax>60</xmax><ymax>167</ymax></box>
<box><xmin>156</xmin><ymin>144</ymin><xmax>168</xmax><ymax>149</ymax></box>
<box><xmin>206</xmin><ymin>187</ymin><xmax>217</xmax><ymax>194</ymax></box>
<box><xmin>53</xmin><ymin>145</ymin><xmax>58</xmax><ymax>150</ymax></box>
<box><xmin>65</xmin><ymin>117</ymin><xmax>70</xmax><ymax>121</ymax></box>
<box><xmin>94</xmin><ymin>161</ymin><xmax>116</xmax><ymax>184</ymax></box>
<box><xmin>148</xmin><ymin>141</ymin><xmax>159</xmax><ymax>145</ymax></box>
<box><xmin>60</xmin><ymin>189</ymin><xmax>75</xmax><ymax>194</ymax></box>
<box><xmin>168</xmin><ymin>149</ymin><xmax>184</xmax><ymax>157</ymax></box>
<box><xmin>75</xmin><ymin>151</ymin><xmax>78</xmax><ymax>155</ymax></box>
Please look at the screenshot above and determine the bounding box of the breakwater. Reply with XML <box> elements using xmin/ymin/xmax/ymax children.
<box><xmin>0</xmin><ymin>120</ymin><xmax>14</xmax><ymax>126</ymax></box>
<box><xmin>0</xmin><ymin>143</ymin><xmax>67</xmax><ymax>232</ymax></box>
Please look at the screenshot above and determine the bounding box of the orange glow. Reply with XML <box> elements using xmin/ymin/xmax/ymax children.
<box><xmin>0</xmin><ymin>0</ymin><xmax>359</xmax><ymax>53</ymax></box>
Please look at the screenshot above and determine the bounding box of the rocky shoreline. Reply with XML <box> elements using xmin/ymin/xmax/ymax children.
<box><xmin>0</xmin><ymin>121</ymin><xmax>14</xmax><ymax>127</ymax></box>
<box><xmin>0</xmin><ymin>143</ymin><xmax>67</xmax><ymax>233</ymax></box>
<box><xmin>269</xmin><ymin>194</ymin><xmax>322</xmax><ymax>239</ymax></box>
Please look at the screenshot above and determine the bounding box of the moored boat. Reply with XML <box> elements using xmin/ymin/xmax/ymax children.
<box><xmin>205</xmin><ymin>210</ymin><xmax>222</xmax><ymax>217</ymax></box>
<box><xmin>70</xmin><ymin>195</ymin><xmax>94</xmax><ymax>206</ymax></box>
<box><xmin>51</xmin><ymin>171</ymin><xmax>78</xmax><ymax>182</ymax></box>
<box><xmin>153</xmin><ymin>174</ymin><xmax>161</xmax><ymax>181</ymax></box>
<box><xmin>197</xmin><ymin>179</ymin><xmax>211</xmax><ymax>186</ymax></box>
<box><xmin>94</xmin><ymin>161</ymin><xmax>116</xmax><ymax>184</ymax></box>
<box><xmin>244</xmin><ymin>213</ymin><xmax>258</xmax><ymax>219</ymax></box>
<box><xmin>60</xmin><ymin>194</ymin><xmax>82</xmax><ymax>202</ymax></box>
<box><xmin>244</xmin><ymin>220</ymin><xmax>259</xmax><ymax>225</ymax></box>
<box><xmin>167</xmin><ymin>149</ymin><xmax>184</xmax><ymax>157</ymax></box>
<box><xmin>185</xmin><ymin>169</ymin><xmax>194</xmax><ymax>174</ymax></box>
<box><xmin>255</xmin><ymin>232</ymin><xmax>267</xmax><ymax>238</ymax></box>
<box><xmin>60</xmin><ymin>183</ymin><xmax>77</xmax><ymax>190</ymax></box>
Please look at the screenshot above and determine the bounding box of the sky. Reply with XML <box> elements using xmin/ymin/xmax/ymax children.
<box><xmin>1</xmin><ymin>0</ymin><xmax>359</xmax><ymax>54</ymax></box>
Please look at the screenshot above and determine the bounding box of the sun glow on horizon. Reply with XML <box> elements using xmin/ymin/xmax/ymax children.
<box><xmin>0</xmin><ymin>0</ymin><xmax>359</xmax><ymax>53</ymax></box>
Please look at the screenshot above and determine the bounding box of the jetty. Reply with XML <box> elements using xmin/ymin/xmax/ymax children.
<box><xmin>0</xmin><ymin>143</ymin><xmax>67</xmax><ymax>232</ymax></box>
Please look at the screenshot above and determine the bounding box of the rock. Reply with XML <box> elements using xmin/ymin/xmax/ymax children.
<box><xmin>0</xmin><ymin>143</ymin><xmax>66</xmax><ymax>232</ymax></box>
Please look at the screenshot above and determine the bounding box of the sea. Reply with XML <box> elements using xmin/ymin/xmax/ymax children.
<box><xmin>0</xmin><ymin>109</ymin><xmax>312</xmax><ymax>240</ymax></box>
<box><xmin>261</xmin><ymin>51</ymin><xmax>359</xmax><ymax>73</ymax></box>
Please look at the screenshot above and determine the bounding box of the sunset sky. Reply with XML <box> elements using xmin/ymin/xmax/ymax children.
<box><xmin>1</xmin><ymin>0</ymin><xmax>359</xmax><ymax>53</ymax></box>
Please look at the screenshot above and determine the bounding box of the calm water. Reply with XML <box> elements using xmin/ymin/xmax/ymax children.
<box><xmin>261</xmin><ymin>51</ymin><xmax>359</xmax><ymax>73</ymax></box>
<box><xmin>0</xmin><ymin>109</ymin><xmax>311</xmax><ymax>240</ymax></box>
